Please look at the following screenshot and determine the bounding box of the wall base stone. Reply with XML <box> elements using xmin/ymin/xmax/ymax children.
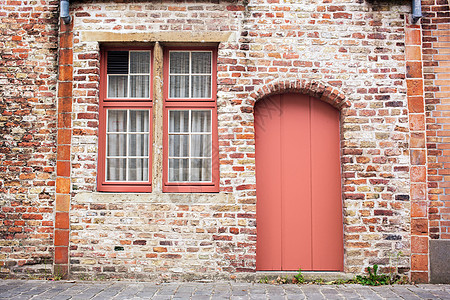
<box><xmin>430</xmin><ymin>240</ymin><xmax>450</xmax><ymax>284</ymax></box>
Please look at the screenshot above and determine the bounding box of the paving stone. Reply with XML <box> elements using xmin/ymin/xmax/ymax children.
<box><xmin>1</xmin><ymin>280</ymin><xmax>450</xmax><ymax>299</ymax></box>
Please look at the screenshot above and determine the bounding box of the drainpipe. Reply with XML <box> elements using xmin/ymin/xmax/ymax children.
<box><xmin>60</xmin><ymin>0</ymin><xmax>71</xmax><ymax>24</ymax></box>
<box><xmin>412</xmin><ymin>0</ymin><xmax>422</xmax><ymax>23</ymax></box>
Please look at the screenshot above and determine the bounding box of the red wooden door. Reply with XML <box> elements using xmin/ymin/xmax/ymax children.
<box><xmin>255</xmin><ymin>93</ymin><xmax>343</xmax><ymax>271</ymax></box>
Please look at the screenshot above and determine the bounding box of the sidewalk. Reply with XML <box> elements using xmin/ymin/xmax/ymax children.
<box><xmin>0</xmin><ymin>279</ymin><xmax>449</xmax><ymax>299</ymax></box>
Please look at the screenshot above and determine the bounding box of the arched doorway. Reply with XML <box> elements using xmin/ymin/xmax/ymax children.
<box><xmin>255</xmin><ymin>93</ymin><xmax>343</xmax><ymax>271</ymax></box>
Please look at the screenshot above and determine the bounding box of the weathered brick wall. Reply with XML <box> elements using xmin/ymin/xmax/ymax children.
<box><xmin>421</xmin><ymin>0</ymin><xmax>450</xmax><ymax>284</ymax></box>
<box><xmin>422</xmin><ymin>0</ymin><xmax>450</xmax><ymax>240</ymax></box>
<box><xmin>0</xmin><ymin>0</ymin><xmax>59</xmax><ymax>277</ymax></box>
<box><xmin>69</xmin><ymin>0</ymin><xmax>413</xmax><ymax>280</ymax></box>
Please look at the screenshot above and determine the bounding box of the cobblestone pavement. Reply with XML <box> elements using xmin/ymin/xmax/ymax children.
<box><xmin>0</xmin><ymin>280</ymin><xmax>449</xmax><ymax>299</ymax></box>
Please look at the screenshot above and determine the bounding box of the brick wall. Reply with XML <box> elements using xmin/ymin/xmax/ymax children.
<box><xmin>422</xmin><ymin>0</ymin><xmax>450</xmax><ymax>284</ymax></box>
<box><xmin>69</xmin><ymin>0</ymin><xmax>413</xmax><ymax>280</ymax></box>
<box><xmin>0</xmin><ymin>0</ymin><xmax>59</xmax><ymax>277</ymax></box>
<box><xmin>422</xmin><ymin>0</ymin><xmax>450</xmax><ymax>240</ymax></box>
<box><xmin>1</xmin><ymin>0</ymin><xmax>447</xmax><ymax>282</ymax></box>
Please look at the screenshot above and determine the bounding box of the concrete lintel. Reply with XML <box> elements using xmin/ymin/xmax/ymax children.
<box><xmin>73</xmin><ymin>192</ymin><xmax>234</xmax><ymax>204</ymax></box>
<box><xmin>81</xmin><ymin>31</ymin><xmax>234</xmax><ymax>43</ymax></box>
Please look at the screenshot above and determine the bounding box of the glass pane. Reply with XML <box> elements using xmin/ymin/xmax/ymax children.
<box><xmin>128</xmin><ymin>158</ymin><xmax>148</xmax><ymax>181</ymax></box>
<box><xmin>129</xmin><ymin>110</ymin><xmax>149</xmax><ymax>132</ymax></box>
<box><xmin>191</xmin><ymin>158</ymin><xmax>211</xmax><ymax>181</ymax></box>
<box><xmin>106</xmin><ymin>158</ymin><xmax>126</xmax><ymax>181</ymax></box>
<box><xmin>191</xmin><ymin>52</ymin><xmax>211</xmax><ymax>74</ymax></box>
<box><xmin>129</xmin><ymin>134</ymin><xmax>149</xmax><ymax>156</ymax></box>
<box><xmin>169</xmin><ymin>52</ymin><xmax>189</xmax><ymax>74</ymax></box>
<box><xmin>130</xmin><ymin>75</ymin><xmax>150</xmax><ymax>98</ymax></box>
<box><xmin>108</xmin><ymin>75</ymin><xmax>128</xmax><ymax>98</ymax></box>
<box><xmin>169</xmin><ymin>110</ymin><xmax>189</xmax><ymax>133</ymax></box>
<box><xmin>191</xmin><ymin>134</ymin><xmax>211</xmax><ymax>157</ymax></box>
<box><xmin>169</xmin><ymin>158</ymin><xmax>189</xmax><ymax>182</ymax></box>
<box><xmin>191</xmin><ymin>110</ymin><xmax>211</xmax><ymax>132</ymax></box>
<box><xmin>107</xmin><ymin>51</ymin><xmax>128</xmax><ymax>74</ymax></box>
<box><xmin>169</xmin><ymin>75</ymin><xmax>189</xmax><ymax>98</ymax></box>
<box><xmin>107</xmin><ymin>134</ymin><xmax>126</xmax><ymax>156</ymax></box>
<box><xmin>169</xmin><ymin>134</ymin><xmax>189</xmax><ymax>157</ymax></box>
<box><xmin>191</xmin><ymin>75</ymin><xmax>211</xmax><ymax>98</ymax></box>
<box><xmin>130</xmin><ymin>51</ymin><xmax>150</xmax><ymax>74</ymax></box>
<box><xmin>107</xmin><ymin>110</ymin><xmax>127</xmax><ymax>132</ymax></box>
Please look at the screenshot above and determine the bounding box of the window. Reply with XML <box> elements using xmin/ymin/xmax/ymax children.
<box><xmin>163</xmin><ymin>48</ymin><xmax>219</xmax><ymax>192</ymax></box>
<box><xmin>98</xmin><ymin>46</ymin><xmax>218</xmax><ymax>193</ymax></box>
<box><xmin>98</xmin><ymin>48</ymin><xmax>153</xmax><ymax>192</ymax></box>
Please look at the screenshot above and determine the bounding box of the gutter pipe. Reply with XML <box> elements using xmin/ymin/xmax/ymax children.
<box><xmin>412</xmin><ymin>0</ymin><xmax>422</xmax><ymax>23</ymax></box>
<box><xmin>60</xmin><ymin>0</ymin><xmax>71</xmax><ymax>24</ymax></box>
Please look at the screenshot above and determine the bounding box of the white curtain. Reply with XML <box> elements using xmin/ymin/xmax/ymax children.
<box><xmin>169</xmin><ymin>51</ymin><xmax>211</xmax><ymax>99</ymax></box>
<box><xmin>168</xmin><ymin>110</ymin><xmax>211</xmax><ymax>182</ymax></box>
<box><xmin>191</xmin><ymin>110</ymin><xmax>211</xmax><ymax>181</ymax></box>
<box><xmin>168</xmin><ymin>110</ymin><xmax>189</xmax><ymax>181</ymax></box>
<box><xmin>106</xmin><ymin>110</ymin><xmax>149</xmax><ymax>181</ymax></box>
<box><xmin>108</xmin><ymin>75</ymin><xmax>127</xmax><ymax>98</ymax></box>
<box><xmin>108</xmin><ymin>51</ymin><xmax>150</xmax><ymax>98</ymax></box>
<box><xmin>130</xmin><ymin>52</ymin><xmax>150</xmax><ymax>98</ymax></box>
<box><xmin>191</xmin><ymin>52</ymin><xmax>211</xmax><ymax>98</ymax></box>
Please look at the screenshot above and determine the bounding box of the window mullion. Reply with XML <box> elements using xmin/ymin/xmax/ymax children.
<box><xmin>189</xmin><ymin>52</ymin><xmax>192</xmax><ymax>99</ymax></box>
<box><xmin>188</xmin><ymin>109</ymin><xmax>192</xmax><ymax>182</ymax></box>
<box><xmin>127</xmin><ymin>52</ymin><xmax>131</xmax><ymax>98</ymax></box>
<box><xmin>125</xmin><ymin>110</ymin><xmax>129</xmax><ymax>182</ymax></box>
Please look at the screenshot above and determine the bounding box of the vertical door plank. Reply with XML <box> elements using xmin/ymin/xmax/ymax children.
<box><xmin>310</xmin><ymin>98</ymin><xmax>343</xmax><ymax>271</ymax></box>
<box><xmin>255</xmin><ymin>95</ymin><xmax>282</xmax><ymax>270</ymax></box>
<box><xmin>281</xmin><ymin>94</ymin><xmax>312</xmax><ymax>270</ymax></box>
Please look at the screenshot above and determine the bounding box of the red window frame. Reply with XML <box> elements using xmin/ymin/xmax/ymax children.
<box><xmin>163</xmin><ymin>47</ymin><xmax>219</xmax><ymax>193</ymax></box>
<box><xmin>97</xmin><ymin>47</ymin><xmax>153</xmax><ymax>192</ymax></box>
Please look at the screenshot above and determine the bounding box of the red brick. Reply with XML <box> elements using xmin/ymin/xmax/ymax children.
<box><xmin>411</xmin><ymin>236</ymin><xmax>429</xmax><ymax>254</ymax></box>
<box><xmin>56</xmin><ymin>178</ymin><xmax>70</xmax><ymax>194</ymax></box>
<box><xmin>56</xmin><ymin>194</ymin><xmax>70</xmax><ymax>212</ymax></box>
<box><xmin>411</xmin><ymin>219</ymin><xmax>428</xmax><ymax>235</ymax></box>
<box><xmin>407</xmin><ymin>79</ymin><xmax>424</xmax><ymax>96</ymax></box>
<box><xmin>54</xmin><ymin>230</ymin><xmax>69</xmax><ymax>246</ymax></box>
<box><xmin>409</xmin><ymin>114</ymin><xmax>425</xmax><ymax>131</ymax></box>
<box><xmin>57</xmin><ymin>161</ymin><xmax>71</xmax><ymax>177</ymax></box>
<box><xmin>55</xmin><ymin>212</ymin><xmax>69</xmax><ymax>229</ymax></box>
<box><xmin>411</xmin><ymin>254</ymin><xmax>428</xmax><ymax>271</ymax></box>
<box><xmin>54</xmin><ymin>247</ymin><xmax>68</xmax><ymax>264</ymax></box>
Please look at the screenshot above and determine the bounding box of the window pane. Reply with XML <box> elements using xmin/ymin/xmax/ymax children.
<box><xmin>191</xmin><ymin>76</ymin><xmax>211</xmax><ymax>98</ymax></box>
<box><xmin>107</xmin><ymin>110</ymin><xmax>127</xmax><ymax>132</ymax></box>
<box><xmin>108</xmin><ymin>75</ymin><xmax>128</xmax><ymax>98</ymax></box>
<box><xmin>130</xmin><ymin>75</ymin><xmax>150</xmax><ymax>98</ymax></box>
<box><xmin>130</xmin><ymin>51</ymin><xmax>150</xmax><ymax>74</ymax></box>
<box><xmin>190</xmin><ymin>158</ymin><xmax>211</xmax><ymax>181</ymax></box>
<box><xmin>169</xmin><ymin>52</ymin><xmax>189</xmax><ymax>74</ymax></box>
<box><xmin>129</xmin><ymin>110</ymin><xmax>149</xmax><ymax>132</ymax></box>
<box><xmin>107</xmin><ymin>158</ymin><xmax>126</xmax><ymax>181</ymax></box>
<box><xmin>128</xmin><ymin>158</ymin><xmax>148</xmax><ymax>181</ymax></box>
<box><xmin>107</xmin><ymin>51</ymin><xmax>128</xmax><ymax>74</ymax></box>
<box><xmin>107</xmin><ymin>134</ymin><xmax>126</xmax><ymax>156</ymax></box>
<box><xmin>191</xmin><ymin>110</ymin><xmax>211</xmax><ymax>132</ymax></box>
<box><xmin>105</xmin><ymin>109</ymin><xmax>151</xmax><ymax>183</ymax></box>
<box><xmin>191</xmin><ymin>52</ymin><xmax>211</xmax><ymax>74</ymax></box>
<box><xmin>191</xmin><ymin>134</ymin><xmax>211</xmax><ymax>157</ymax></box>
<box><xmin>169</xmin><ymin>135</ymin><xmax>189</xmax><ymax>157</ymax></box>
<box><xmin>169</xmin><ymin>159</ymin><xmax>189</xmax><ymax>181</ymax></box>
<box><xmin>169</xmin><ymin>110</ymin><xmax>189</xmax><ymax>133</ymax></box>
<box><xmin>129</xmin><ymin>134</ymin><xmax>149</xmax><ymax>156</ymax></box>
<box><xmin>169</xmin><ymin>75</ymin><xmax>189</xmax><ymax>98</ymax></box>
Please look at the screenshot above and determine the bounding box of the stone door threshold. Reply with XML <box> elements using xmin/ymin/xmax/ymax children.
<box><xmin>255</xmin><ymin>271</ymin><xmax>354</xmax><ymax>282</ymax></box>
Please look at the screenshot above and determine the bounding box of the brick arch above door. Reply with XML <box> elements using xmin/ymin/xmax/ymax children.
<box><xmin>248</xmin><ymin>79</ymin><xmax>350</xmax><ymax>111</ymax></box>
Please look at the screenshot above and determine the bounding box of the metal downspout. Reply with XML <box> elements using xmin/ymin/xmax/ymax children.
<box><xmin>60</xmin><ymin>0</ymin><xmax>71</xmax><ymax>24</ymax></box>
<box><xmin>412</xmin><ymin>0</ymin><xmax>422</xmax><ymax>23</ymax></box>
